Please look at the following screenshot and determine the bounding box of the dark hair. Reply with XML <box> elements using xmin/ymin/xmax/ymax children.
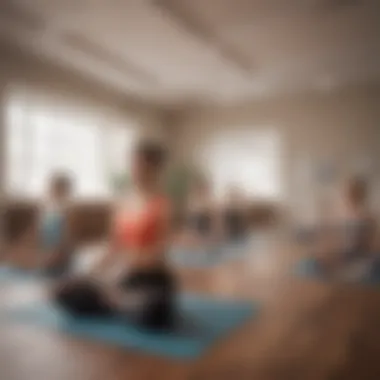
<box><xmin>50</xmin><ymin>172</ymin><xmax>73</xmax><ymax>194</ymax></box>
<box><xmin>346</xmin><ymin>176</ymin><xmax>368</xmax><ymax>204</ymax></box>
<box><xmin>135</xmin><ymin>139</ymin><xmax>167</xmax><ymax>169</ymax></box>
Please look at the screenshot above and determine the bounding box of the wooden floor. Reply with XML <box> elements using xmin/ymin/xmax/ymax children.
<box><xmin>1</xmin><ymin>240</ymin><xmax>380</xmax><ymax>380</ymax></box>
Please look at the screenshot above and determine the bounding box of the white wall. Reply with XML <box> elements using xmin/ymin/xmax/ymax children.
<box><xmin>0</xmin><ymin>41</ymin><xmax>168</xmax><ymax>141</ymax></box>
<box><xmin>0</xmin><ymin>79</ymin><xmax>6</xmax><ymax>249</ymax></box>
<box><xmin>173</xmin><ymin>86</ymin><xmax>380</xmax><ymax>220</ymax></box>
<box><xmin>0</xmin><ymin>41</ymin><xmax>171</xmax><ymax>199</ymax></box>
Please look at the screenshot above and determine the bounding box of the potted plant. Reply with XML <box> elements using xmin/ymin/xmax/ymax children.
<box><xmin>110</xmin><ymin>172</ymin><xmax>131</xmax><ymax>195</ymax></box>
<box><xmin>164</xmin><ymin>164</ymin><xmax>204</xmax><ymax>222</ymax></box>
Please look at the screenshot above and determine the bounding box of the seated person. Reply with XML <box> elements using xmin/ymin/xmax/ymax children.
<box><xmin>176</xmin><ymin>182</ymin><xmax>217</xmax><ymax>247</ymax></box>
<box><xmin>313</xmin><ymin>176</ymin><xmax>378</xmax><ymax>273</ymax></box>
<box><xmin>53</xmin><ymin>139</ymin><xmax>176</xmax><ymax>331</ymax></box>
<box><xmin>5</xmin><ymin>173</ymin><xmax>75</xmax><ymax>274</ymax></box>
<box><xmin>38</xmin><ymin>173</ymin><xmax>75</xmax><ymax>276</ymax></box>
<box><xmin>219</xmin><ymin>186</ymin><xmax>249</xmax><ymax>242</ymax></box>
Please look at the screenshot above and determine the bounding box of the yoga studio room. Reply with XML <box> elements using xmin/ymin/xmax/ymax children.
<box><xmin>1</xmin><ymin>1</ymin><xmax>380</xmax><ymax>379</ymax></box>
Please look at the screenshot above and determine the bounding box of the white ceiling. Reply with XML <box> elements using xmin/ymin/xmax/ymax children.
<box><xmin>0</xmin><ymin>0</ymin><xmax>379</xmax><ymax>106</ymax></box>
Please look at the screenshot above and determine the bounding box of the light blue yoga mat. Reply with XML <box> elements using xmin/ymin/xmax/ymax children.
<box><xmin>0</xmin><ymin>294</ymin><xmax>259</xmax><ymax>360</ymax></box>
<box><xmin>0</xmin><ymin>266</ymin><xmax>63</xmax><ymax>283</ymax></box>
<box><xmin>220</xmin><ymin>240</ymin><xmax>250</xmax><ymax>261</ymax></box>
<box><xmin>169</xmin><ymin>240</ymin><xmax>250</xmax><ymax>268</ymax></box>
<box><xmin>294</xmin><ymin>257</ymin><xmax>380</xmax><ymax>285</ymax></box>
<box><xmin>168</xmin><ymin>247</ymin><xmax>221</xmax><ymax>268</ymax></box>
<box><xmin>294</xmin><ymin>258</ymin><xmax>325</xmax><ymax>279</ymax></box>
<box><xmin>0</xmin><ymin>266</ymin><xmax>41</xmax><ymax>282</ymax></box>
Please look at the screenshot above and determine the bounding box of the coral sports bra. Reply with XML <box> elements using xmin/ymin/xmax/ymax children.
<box><xmin>115</xmin><ymin>195</ymin><xmax>169</xmax><ymax>251</ymax></box>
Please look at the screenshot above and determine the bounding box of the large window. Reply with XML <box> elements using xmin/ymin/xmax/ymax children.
<box><xmin>202</xmin><ymin>129</ymin><xmax>283</xmax><ymax>200</ymax></box>
<box><xmin>5</xmin><ymin>89</ymin><xmax>136</xmax><ymax>198</ymax></box>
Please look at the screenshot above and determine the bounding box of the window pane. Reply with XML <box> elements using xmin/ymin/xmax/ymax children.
<box><xmin>203</xmin><ymin>129</ymin><xmax>282</xmax><ymax>200</ymax></box>
<box><xmin>5</xmin><ymin>89</ymin><xmax>137</xmax><ymax>198</ymax></box>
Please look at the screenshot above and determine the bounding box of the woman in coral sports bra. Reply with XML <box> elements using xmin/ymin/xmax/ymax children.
<box><xmin>53</xmin><ymin>140</ymin><xmax>176</xmax><ymax>331</ymax></box>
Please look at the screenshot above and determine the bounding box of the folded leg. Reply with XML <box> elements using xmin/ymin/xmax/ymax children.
<box><xmin>52</xmin><ymin>277</ymin><xmax>113</xmax><ymax>317</ymax></box>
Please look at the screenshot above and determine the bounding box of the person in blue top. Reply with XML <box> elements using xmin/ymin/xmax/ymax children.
<box><xmin>39</xmin><ymin>172</ymin><xmax>74</xmax><ymax>276</ymax></box>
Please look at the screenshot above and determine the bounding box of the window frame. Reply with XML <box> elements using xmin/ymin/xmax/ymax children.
<box><xmin>4</xmin><ymin>86</ymin><xmax>137</xmax><ymax>201</ymax></box>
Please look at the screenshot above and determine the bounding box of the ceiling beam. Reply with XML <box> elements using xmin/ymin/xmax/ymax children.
<box><xmin>151</xmin><ymin>0</ymin><xmax>255</xmax><ymax>75</ymax></box>
<box><xmin>62</xmin><ymin>33</ymin><xmax>159</xmax><ymax>86</ymax></box>
<box><xmin>316</xmin><ymin>0</ymin><xmax>359</xmax><ymax>11</ymax></box>
<box><xmin>0</xmin><ymin>38</ymin><xmax>158</xmax><ymax>111</ymax></box>
<box><xmin>0</xmin><ymin>0</ymin><xmax>46</xmax><ymax>32</ymax></box>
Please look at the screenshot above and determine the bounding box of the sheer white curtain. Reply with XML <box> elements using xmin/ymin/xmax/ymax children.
<box><xmin>5</xmin><ymin>90</ymin><xmax>136</xmax><ymax>198</ymax></box>
<box><xmin>104</xmin><ymin>122</ymin><xmax>135</xmax><ymax>180</ymax></box>
<box><xmin>203</xmin><ymin>129</ymin><xmax>282</xmax><ymax>200</ymax></box>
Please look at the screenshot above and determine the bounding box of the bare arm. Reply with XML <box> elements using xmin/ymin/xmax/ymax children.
<box><xmin>88</xmin><ymin>204</ymin><xmax>122</xmax><ymax>275</ymax></box>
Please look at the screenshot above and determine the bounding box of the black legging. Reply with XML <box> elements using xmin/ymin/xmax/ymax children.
<box><xmin>187</xmin><ymin>212</ymin><xmax>212</xmax><ymax>237</ymax></box>
<box><xmin>224</xmin><ymin>209</ymin><xmax>247</xmax><ymax>241</ymax></box>
<box><xmin>53</xmin><ymin>267</ymin><xmax>177</xmax><ymax>331</ymax></box>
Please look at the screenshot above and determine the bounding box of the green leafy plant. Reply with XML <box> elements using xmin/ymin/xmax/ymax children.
<box><xmin>110</xmin><ymin>165</ymin><xmax>205</xmax><ymax>212</ymax></box>
<box><xmin>164</xmin><ymin>164</ymin><xmax>203</xmax><ymax>210</ymax></box>
<box><xmin>110</xmin><ymin>172</ymin><xmax>131</xmax><ymax>193</ymax></box>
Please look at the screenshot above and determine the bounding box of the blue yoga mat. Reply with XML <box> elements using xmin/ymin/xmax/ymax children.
<box><xmin>220</xmin><ymin>240</ymin><xmax>250</xmax><ymax>261</ymax></box>
<box><xmin>168</xmin><ymin>245</ymin><xmax>226</xmax><ymax>268</ymax></box>
<box><xmin>294</xmin><ymin>258</ymin><xmax>325</xmax><ymax>278</ymax></box>
<box><xmin>0</xmin><ymin>266</ymin><xmax>41</xmax><ymax>282</ymax></box>
<box><xmin>0</xmin><ymin>266</ymin><xmax>63</xmax><ymax>283</ymax></box>
<box><xmin>169</xmin><ymin>249</ymin><xmax>221</xmax><ymax>268</ymax></box>
<box><xmin>169</xmin><ymin>241</ymin><xmax>249</xmax><ymax>268</ymax></box>
<box><xmin>0</xmin><ymin>294</ymin><xmax>259</xmax><ymax>359</ymax></box>
<box><xmin>294</xmin><ymin>257</ymin><xmax>380</xmax><ymax>285</ymax></box>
